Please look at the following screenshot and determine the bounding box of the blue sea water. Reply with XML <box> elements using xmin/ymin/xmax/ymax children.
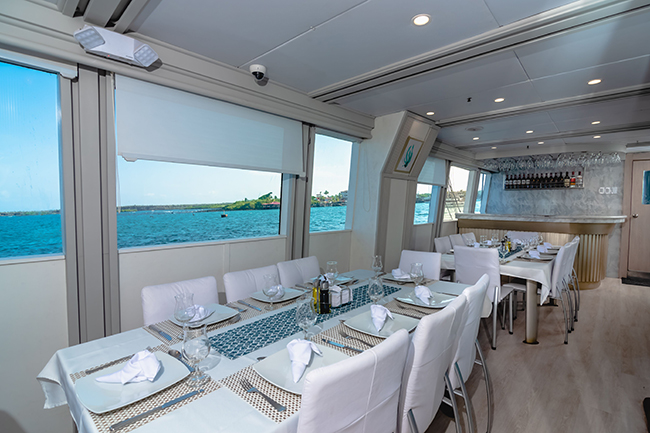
<box><xmin>0</xmin><ymin>205</ymin><xmax>349</xmax><ymax>259</ymax></box>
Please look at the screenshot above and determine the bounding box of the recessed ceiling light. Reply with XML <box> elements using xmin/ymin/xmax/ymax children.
<box><xmin>426</xmin><ymin>111</ymin><xmax>435</xmax><ymax>116</ymax></box>
<box><xmin>538</xmin><ymin>141</ymin><xmax>544</xmax><ymax>144</ymax></box>
<box><xmin>412</xmin><ymin>14</ymin><xmax>430</xmax><ymax>26</ymax></box>
<box><xmin>494</xmin><ymin>98</ymin><xmax>505</xmax><ymax>103</ymax></box>
<box><xmin>473</xmin><ymin>137</ymin><xmax>479</xmax><ymax>140</ymax></box>
<box><xmin>491</xmin><ymin>146</ymin><xmax>497</xmax><ymax>149</ymax></box>
<box><xmin>591</xmin><ymin>120</ymin><xmax>601</xmax><ymax>125</ymax></box>
<box><xmin>588</xmin><ymin>79</ymin><xmax>602</xmax><ymax>85</ymax></box>
<box><xmin>594</xmin><ymin>135</ymin><xmax>601</xmax><ymax>139</ymax></box>
<box><xmin>526</xmin><ymin>130</ymin><xmax>533</xmax><ymax>134</ymax></box>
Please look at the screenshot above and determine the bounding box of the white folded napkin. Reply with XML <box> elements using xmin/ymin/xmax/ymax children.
<box><xmin>287</xmin><ymin>339</ymin><xmax>322</xmax><ymax>383</ymax></box>
<box><xmin>528</xmin><ymin>250</ymin><xmax>541</xmax><ymax>259</ymax></box>
<box><xmin>95</xmin><ymin>350</ymin><xmax>160</xmax><ymax>384</ymax></box>
<box><xmin>536</xmin><ymin>245</ymin><xmax>548</xmax><ymax>253</ymax></box>
<box><xmin>544</xmin><ymin>242</ymin><xmax>553</xmax><ymax>249</ymax></box>
<box><xmin>370</xmin><ymin>304</ymin><xmax>393</xmax><ymax>332</ymax></box>
<box><xmin>414</xmin><ymin>285</ymin><xmax>432</xmax><ymax>305</ymax></box>
<box><xmin>473</xmin><ymin>242</ymin><xmax>480</xmax><ymax>248</ymax></box>
<box><xmin>189</xmin><ymin>304</ymin><xmax>215</xmax><ymax>323</ymax></box>
<box><xmin>513</xmin><ymin>238</ymin><xmax>521</xmax><ymax>245</ymax></box>
<box><xmin>391</xmin><ymin>268</ymin><xmax>410</xmax><ymax>280</ymax></box>
<box><xmin>486</xmin><ymin>240</ymin><xmax>492</xmax><ymax>246</ymax></box>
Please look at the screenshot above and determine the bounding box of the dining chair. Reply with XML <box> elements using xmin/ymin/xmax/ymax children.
<box><xmin>398</xmin><ymin>292</ymin><xmax>468</xmax><ymax>433</ymax></box>
<box><xmin>223</xmin><ymin>264</ymin><xmax>280</xmax><ymax>303</ymax></box>
<box><xmin>447</xmin><ymin>274</ymin><xmax>491</xmax><ymax>433</ymax></box>
<box><xmin>398</xmin><ymin>250</ymin><xmax>442</xmax><ymax>280</ymax></box>
<box><xmin>141</xmin><ymin>276</ymin><xmax>219</xmax><ymax>326</ymax></box>
<box><xmin>434</xmin><ymin>236</ymin><xmax>453</xmax><ymax>254</ymax></box>
<box><xmin>545</xmin><ymin>242</ymin><xmax>573</xmax><ymax>344</ymax></box>
<box><xmin>454</xmin><ymin>246</ymin><xmax>525</xmax><ymax>349</ymax></box>
<box><xmin>297</xmin><ymin>329</ymin><xmax>409</xmax><ymax>433</ymax></box>
<box><xmin>449</xmin><ymin>234</ymin><xmax>465</xmax><ymax>247</ymax></box>
<box><xmin>462</xmin><ymin>232</ymin><xmax>477</xmax><ymax>245</ymax></box>
<box><xmin>566</xmin><ymin>236</ymin><xmax>581</xmax><ymax>324</ymax></box>
<box><xmin>276</xmin><ymin>256</ymin><xmax>320</xmax><ymax>288</ymax></box>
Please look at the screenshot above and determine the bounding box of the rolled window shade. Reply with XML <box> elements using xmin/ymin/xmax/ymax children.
<box><xmin>114</xmin><ymin>75</ymin><xmax>304</xmax><ymax>175</ymax></box>
<box><xmin>418</xmin><ymin>156</ymin><xmax>446</xmax><ymax>186</ymax></box>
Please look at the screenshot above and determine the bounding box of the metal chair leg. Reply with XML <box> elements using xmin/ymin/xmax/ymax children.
<box><xmin>564</xmin><ymin>281</ymin><xmax>574</xmax><ymax>332</ymax></box>
<box><xmin>558</xmin><ymin>292</ymin><xmax>569</xmax><ymax>344</ymax></box>
<box><xmin>407</xmin><ymin>408</ymin><xmax>419</xmax><ymax>433</ymax></box>
<box><xmin>475</xmin><ymin>339</ymin><xmax>493</xmax><ymax>433</ymax></box>
<box><xmin>455</xmin><ymin>362</ymin><xmax>476</xmax><ymax>433</ymax></box>
<box><xmin>444</xmin><ymin>372</ymin><xmax>463</xmax><ymax>433</ymax></box>
<box><xmin>492</xmin><ymin>297</ymin><xmax>498</xmax><ymax>350</ymax></box>
<box><xmin>508</xmin><ymin>292</ymin><xmax>513</xmax><ymax>334</ymax></box>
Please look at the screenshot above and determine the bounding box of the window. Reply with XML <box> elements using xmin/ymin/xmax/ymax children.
<box><xmin>414</xmin><ymin>184</ymin><xmax>442</xmax><ymax>224</ymax></box>
<box><xmin>0</xmin><ymin>62</ymin><xmax>61</xmax><ymax>259</ymax></box>
<box><xmin>309</xmin><ymin>134</ymin><xmax>353</xmax><ymax>232</ymax></box>
<box><xmin>443</xmin><ymin>166</ymin><xmax>470</xmax><ymax>221</ymax></box>
<box><xmin>474</xmin><ymin>171</ymin><xmax>492</xmax><ymax>213</ymax></box>
<box><xmin>116</xmin><ymin>159</ymin><xmax>282</xmax><ymax>248</ymax></box>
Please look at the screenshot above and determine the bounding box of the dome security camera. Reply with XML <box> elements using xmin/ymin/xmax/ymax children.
<box><xmin>249</xmin><ymin>64</ymin><xmax>266</xmax><ymax>81</ymax></box>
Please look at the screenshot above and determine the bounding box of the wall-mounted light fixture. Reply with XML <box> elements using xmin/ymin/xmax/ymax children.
<box><xmin>73</xmin><ymin>25</ymin><xmax>159</xmax><ymax>68</ymax></box>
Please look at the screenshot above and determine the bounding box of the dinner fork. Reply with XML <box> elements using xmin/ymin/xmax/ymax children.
<box><xmin>239</xmin><ymin>378</ymin><xmax>286</xmax><ymax>412</ymax></box>
<box><xmin>338</xmin><ymin>329</ymin><xmax>374</xmax><ymax>347</ymax></box>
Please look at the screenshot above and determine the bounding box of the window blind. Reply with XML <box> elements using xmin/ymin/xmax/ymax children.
<box><xmin>114</xmin><ymin>75</ymin><xmax>304</xmax><ymax>175</ymax></box>
<box><xmin>417</xmin><ymin>156</ymin><xmax>446</xmax><ymax>186</ymax></box>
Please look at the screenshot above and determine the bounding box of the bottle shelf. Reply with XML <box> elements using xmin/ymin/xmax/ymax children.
<box><xmin>503</xmin><ymin>171</ymin><xmax>583</xmax><ymax>190</ymax></box>
<box><xmin>504</xmin><ymin>186</ymin><xmax>584</xmax><ymax>191</ymax></box>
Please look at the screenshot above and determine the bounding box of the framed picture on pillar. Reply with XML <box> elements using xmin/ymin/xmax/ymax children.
<box><xmin>394</xmin><ymin>136</ymin><xmax>424</xmax><ymax>174</ymax></box>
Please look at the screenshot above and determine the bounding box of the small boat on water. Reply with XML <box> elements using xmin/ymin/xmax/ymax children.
<box><xmin>221</xmin><ymin>212</ymin><xmax>228</xmax><ymax>218</ymax></box>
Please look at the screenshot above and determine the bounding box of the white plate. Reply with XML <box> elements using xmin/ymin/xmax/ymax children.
<box><xmin>308</xmin><ymin>275</ymin><xmax>355</xmax><ymax>285</ymax></box>
<box><xmin>396</xmin><ymin>291</ymin><xmax>456</xmax><ymax>309</ymax></box>
<box><xmin>253</xmin><ymin>343</ymin><xmax>349</xmax><ymax>395</ymax></box>
<box><xmin>170</xmin><ymin>303</ymin><xmax>237</xmax><ymax>327</ymax></box>
<box><xmin>381</xmin><ymin>274</ymin><xmax>414</xmax><ymax>283</ymax></box>
<box><xmin>75</xmin><ymin>352</ymin><xmax>189</xmax><ymax>414</ymax></box>
<box><xmin>344</xmin><ymin>310</ymin><xmax>420</xmax><ymax>338</ymax></box>
<box><xmin>522</xmin><ymin>254</ymin><xmax>554</xmax><ymax>261</ymax></box>
<box><xmin>250</xmin><ymin>288</ymin><xmax>304</xmax><ymax>303</ymax></box>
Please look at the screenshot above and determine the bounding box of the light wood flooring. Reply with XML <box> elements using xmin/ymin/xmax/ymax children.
<box><xmin>426</xmin><ymin>277</ymin><xmax>650</xmax><ymax>433</ymax></box>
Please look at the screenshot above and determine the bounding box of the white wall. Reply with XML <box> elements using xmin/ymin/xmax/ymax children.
<box><xmin>384</xmin><ymin>178</ymin><xmax>410</xmax><ymax>271</ymax></box>
<box><xmin>118</xmin><ymin>236</ymin><xmax>287</xmax><ymax>331</ymax></box>
<box><xmin>411</xmin><ymin>223</ymin><xmax>434</xmax><ymax>251</ymax></box>
<box><xmin>0</xmin><ymin>257</ymin><xmax>72</xmax><ymax>433</ymax></box>
<box><xmin>309</xmin><ymin>230</ymin><xmax>352</xmax><ymax>273</ymax></box>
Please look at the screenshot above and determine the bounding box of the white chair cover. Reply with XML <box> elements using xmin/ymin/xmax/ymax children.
<box><xmin>298</xmin><ymin>329</ymin><xmax>409</xmax><ymax>433</ymax></box>
<box><xmin>506</xmin><ymin>231</ymin><xmax>538</xmax><ymax>242</ymax></box>
<box><xmin>223</xmin><ymin>264</ymin><xmax>279</xmax><ymax>303</ymax></box>
<box><xmin>398</xmin><ymin>250</ymin><xmax>442</xmax><ymax>280</ymax></box>
<box><xmin>434</xmin><ymin>236</ymin><xmax>453</xmax><ymax>254</ymax></box>
<box><xmin>449</xmin><ymin>234</ymin><xmax>465</xmax><ymax>247</ymax></box>
<box><xmin>141</xmin><ymin>276</ymin><xmax>218</xmax><ymax>326</ymax></box>
<box><xmin>448</xmin><ymin>274</ymin><xmax>489</xmax><ymax>390</ymax></box>
<box><xmin>462</xmin><ymin>232</ymin><xmax>477</xmax><ymax>244</ymax></box>
<box><xmin>454</xmin><ymin>246</ymin><xmax>505</xmax><ymax>308</ymax></box>
<box><xmin>398</xmin><ymin>293</ymin><xmax>468</xmax><ymax>433</ymax></box>
<box><xmin>276</xmin><ymin>256</ymin><xmax>320</xmax><ymax>288</ymax></box>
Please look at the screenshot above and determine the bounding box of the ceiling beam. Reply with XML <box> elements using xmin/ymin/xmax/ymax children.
<box><xmin>83</xmin><ymin>0</ymin><xmax>124</xmax><ymax>27</ymax></box>
<box><xmin>60</xmin><ymin>0</ymin><xmax>81</xmax><ymax>17</ymax></box>
<box><xmin>113</xmin><ymin>0</ymin><xmax>150</xmax><ymax>33</ymax></box>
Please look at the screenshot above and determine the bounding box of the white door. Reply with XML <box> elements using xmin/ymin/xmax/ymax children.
<box><xmin>628</xmin><ymin>160</ymin><xmax>650</xmax><ymax>274</ymax></box>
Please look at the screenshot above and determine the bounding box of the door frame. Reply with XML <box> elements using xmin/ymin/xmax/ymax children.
<box><xmin>619</xmin><ymin>151</ymin><xmax>650</xmax><ymax>278</ymax></box>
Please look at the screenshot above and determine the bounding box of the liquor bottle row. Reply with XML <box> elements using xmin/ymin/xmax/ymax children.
<box><xmin>504</xmin><ymin>171</ymin><xmax>583</xmax><ymax>190</ymax></box>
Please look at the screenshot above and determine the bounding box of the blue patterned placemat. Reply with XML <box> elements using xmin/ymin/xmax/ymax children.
<box><xmin>209</xmin><ymin>284</ymin><xmax>401</xmax><ymax>359</ymax></box>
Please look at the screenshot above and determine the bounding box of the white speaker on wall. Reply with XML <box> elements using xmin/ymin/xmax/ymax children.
<box><xmin>73</xmin><ymin>25</ymin><xmax>159</xmax><ymax>68</ymax></box>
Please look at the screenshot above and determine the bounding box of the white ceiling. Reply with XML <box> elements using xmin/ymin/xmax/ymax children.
<box><xmin>49</xmin><ymin>0</ymin><xmax>650</xmax><ymax>157</ymax></box>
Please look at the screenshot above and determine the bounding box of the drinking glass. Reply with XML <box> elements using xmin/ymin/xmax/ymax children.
<box><xmin>295</xmin><ymin>298</ymin><xmax>317</xmax><ymax>340</ymax></box>
<box><xmin>174</xmin><ymin>293</ymin><xmax>196</xmax><ymax>330</ymax></box>
<box><xmin>325</xmin><ymin>261</ymin><xmax>339</xmax><ymax>285</ymax></box>
<box><xmin>371</xmin><ymin>255</ymin><xmax>383</xmax><ymax>276</ymax></box>
<box><xmin>409</xmin><ymin>263</ymin><xmax>424</xmax><ymax>286</ymax></box>
<box><xmin>480</xmin><ymin>235</ymin><xmax>487</xmax><ymax>246</ymax></box>
<box><xmin>367</xmin><ymin>277</ymin><xmax>384</xmax><ymax>304</ymax></box>
<box><xmin>262</xmin><ymin>273</ymin><xmax>281</xmax><ymax>311</ymax></box>
<box><xmin>183</xmin><ymin>324</ymin><xmax>211</xmax><ymax>387</ymax></box>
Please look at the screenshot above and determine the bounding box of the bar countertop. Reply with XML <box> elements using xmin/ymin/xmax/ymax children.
<box><xmin>455</xmin><ymin>213</ymin><xmax>627</xmax><ymax>224</ymax></box>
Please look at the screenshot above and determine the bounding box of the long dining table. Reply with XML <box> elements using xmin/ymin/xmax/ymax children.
<box><xmin>37</xmin><ymin>269</ymin><xmax>470</xmax><ymax>433</ymax></box>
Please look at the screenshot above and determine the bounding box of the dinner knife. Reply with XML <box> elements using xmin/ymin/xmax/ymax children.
<box><xmin>148</xmin><ymin>324</ymin><xmax>172</xmax><ymax>341</ymax></box>
<box><xmin>237</xmin><ymin>300</ymin><xmax>262</xmax><ymax>312</ymax></box>
<box><xmin>321</xmin><ymin>338</ymin><xmax>363</xmax><ymax>353</ymax></box>
<box><xmin>109</xmin><ymin>389</ymin><xmax>203</xmax><ymax>432</ymax></box>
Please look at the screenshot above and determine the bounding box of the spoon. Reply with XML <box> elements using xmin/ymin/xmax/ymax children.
<box><xmin>168</xmin><ymin>349</ymin><xmax>194</xmax><ymax>372</ymax></box>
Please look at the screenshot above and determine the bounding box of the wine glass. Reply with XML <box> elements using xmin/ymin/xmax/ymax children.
<box><xmin>174</xmin><ymin>293</ymin><xmax>196</xmax><ymax>330</ymax></box>
<box><xmin>371</xmin><ymin>255</ymin><xmax>383</xmax><ymax>276</ymax></box>
<box><xmin>295</xmin><ymin>298</ymin><xmax>317</xmax><ymax>340</ymax></box>
<box><xmin>182</xmin><ymin>324</ymin><xmax>211</xmax><ymax>387</ymax></box>
<box><xmin>409</xmin><ymin>263</ymin><xmax>424</xmax><ymax>286</ymax></box>
<box><xmin>367</xmin><ymin>277</ymin><xmax>384</xmax><ymax>305</ymax></box>
<box><xmin>491</xmin><ymin>233</ymin><xmax>499</xmax><ymax>246</ymax></box>
<box><xmin>325</xmin><ymin>261</ymin><xmax>339</xmax><ymax>285</ymax></box>
<box><xmin>262</xmin><ymin>273</ymin><xmax>281</xmax><ymax>311</ymax></box>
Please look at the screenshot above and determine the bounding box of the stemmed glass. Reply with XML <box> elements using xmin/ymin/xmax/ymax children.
<box><xmin>295</xmin><ymin>298</ymin><xmax>317</xmax><ymax>340</ymax></box>
<box><xmin>367</xmin><ymin>277</ymin><xmax>384</xmax><ymax>304</ymax></box>
<box><xmin>409</xmin><ymin>263</ymin><xmax>424</xmax><ymax>286</ymax></box>
<box><xmin>182</xmin><ymin>324</ymin><xmax>211</xmax><ymax>387</ymax></box>
<box><xmin>326</xmin><ymin>261</ymin><xmax>339</xmax><ymax>285</ymax></box>
<box><xmin>371</xmin><ymin>255</ymin><xmax>383</xmax><ymax>276</ymax></box>
<box><xmin>262</xmin><ymin>273</ymin><xmax>281</xmax><ymax>312</ymax></box>
<box><xmin>174</xmin><ymin>293</ymin><xmax>196</xmax><ymax>330</ymax></box>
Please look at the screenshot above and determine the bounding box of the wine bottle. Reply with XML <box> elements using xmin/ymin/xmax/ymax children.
<box><xmin>564</xmin><ymin>172</ymin><xmax>570</xmax><ymax>188</ymax></box>
<box><xmin>577</xmin><ymin>171</ymin><xmax>583</xmax><ymax>188</ymax></box>
<box><xmin>570</xmin><ymin>171</ymin><xmax>576</xmax><ymax>188</ymax></box>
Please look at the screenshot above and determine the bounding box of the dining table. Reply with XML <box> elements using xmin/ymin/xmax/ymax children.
<box><xmin>37</xmin><ymin>269</ymin><xmax>470</xmax><ymax>433</ymax></box>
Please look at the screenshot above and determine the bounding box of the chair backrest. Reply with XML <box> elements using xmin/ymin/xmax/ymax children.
<box><xmin>398</xmin><ymin>250</ymin><xmax>442</xmax><ymax>280</ymax></box>
<box><xmin>398</xmin><ymin>294</ymin><xmax>468</xmax><ymax>433</ymax></box>
<box><xmin>506</xmin><ymin>231</ymin><xmax>539</xmax><ymax>241</ymax></box>
<box><xmin>276</xmin><ymin>256</ymin><xmax>320</xmax><ymax>288</ymax></box>
<box><xmin>549</xmin><ymin>242</ymin><xmax>575</xmax><ymax>300</ymax></box>
<box><xmin>298</xmin><ymin>329</ymin><xmax>409</xmax><ymax>433</ymax></box>
<box><xmin>434</xmin><ymin>236</ymin><xmax>453</xmax><ymax>254</ymax></box>
<box><xmin>462</xmin><ymin>232</ymin><xmax>477</xmax><ymax>244</ymax></box>
<box><xmin>448</xmin><ymin>274</ymin><xmax>490</xmax><ymax>390</ymax></box>
<box><xmin>454</xmin><ymin>246</ymin><xmax>500</xmax><ymax>317</ymax></box>
<box><xmin>449</xmin><ymin>233</ymin><xmax>465</xmax><ymax>247</ymax></box>
<box><xmin>141</xmin><ymin>276</ymin><xmax>218</xmax><ymax>326</ymax></box>
<box><xmin>223</xmin><ymin>264</ymin><xmax>279</xmax><ymax>303</ymax></box>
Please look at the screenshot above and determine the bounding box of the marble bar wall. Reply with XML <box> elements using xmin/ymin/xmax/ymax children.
<box><xmin>485</xmin><ymin>163</ymin><xmax>624</xmax><ymax>277</ymax></box>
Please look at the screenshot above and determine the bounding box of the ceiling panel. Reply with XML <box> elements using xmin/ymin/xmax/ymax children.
<box><xmin>243</xmin><ymin>0</ymin><xmax>499</xmax><ymax>93</ymax></box>
<box><xmin>548</xmin><ymin>95</ymin><xmax>650</xmax><ymax>132</ymax></box>
<box><xmin>515</xmin><ymin>8</ymin><xmax>650</xmax><ymax>79</ymax></box>
<box><xmin>133</xmin><ymin>0</ymin><xmax>367</xmax><ymax>68</ymax></box>
<box><xmin>337</xmin><ymin>51</ymin><xmax>529</xmax><ymax>116</ymax></box>
<box><xmin>563</xmin><ymin>129</ymin><xmax>650</xmax><ymax>145</ymax></box>
<box><xmin>484</xmin><ymin>0</ymin><xmax>579</xmax><ymax>26</ymax></box>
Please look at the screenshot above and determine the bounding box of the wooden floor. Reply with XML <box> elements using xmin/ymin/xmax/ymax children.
<box><xmin>426</xmin><ymin>277</ymin><xmax>650</xmax><ymax>433</ymax></box>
